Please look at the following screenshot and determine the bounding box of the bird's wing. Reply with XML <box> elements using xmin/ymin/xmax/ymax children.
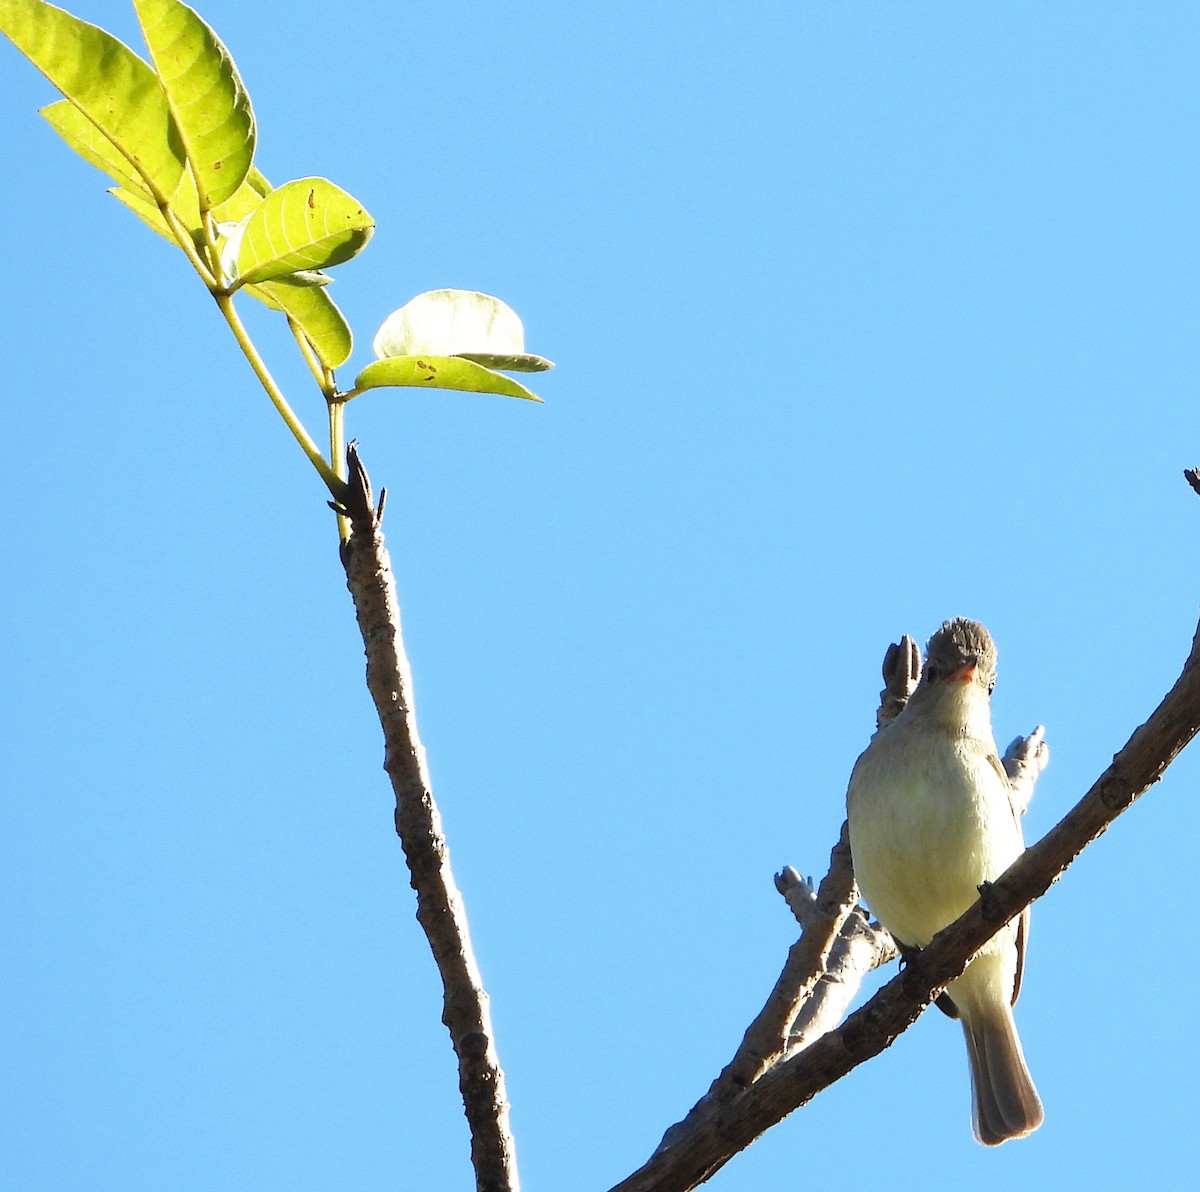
<box><xmin>1012</xmin><ymin>906</ymin><xmax>1030</xmax><ymax>1006</ymax></box>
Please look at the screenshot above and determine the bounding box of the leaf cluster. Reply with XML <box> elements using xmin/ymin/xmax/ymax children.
<box><xmin>0</xmin><ymin>0</ymin><xmax>552</xmax><ymax>499</ymax></box>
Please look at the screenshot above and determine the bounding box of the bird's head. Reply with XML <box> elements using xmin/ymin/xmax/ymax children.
<box><xmin>915</xmin><ymin>617</ymin><xmax>998</xmax><ymax>703</ymax></box>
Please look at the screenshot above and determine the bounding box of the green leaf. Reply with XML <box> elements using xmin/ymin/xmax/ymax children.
<box><xmin>105</xmin><ymin>187</ymin><xmax>346</xmax><ymax>368</ymax></box>
<box><xmin>45</xmin><ymin>99</ymin><xmax>210</xmax><ymax>245</ymax></box>
<box><xmin>40</xmin><ymin>99</ymin><xmax>149</xmax><ymax>194</ymax></box>
<box><xmin>120</xmin><ymin>154</ymin><xmax>266</xmax><ymax>247</ymax></box>
<box><xmin>132</xmin><ymin>0</ymin><xmax>255</xmax><ymax>210</ymax></box>
<box><xmin>247</xmin><ymin>278</ymin><xmax>352</xmax><ymax>370</ymax></box>
<box><xmin>209</xmin><ymin>176</ymin><xmax>264</xmax><ymax>224</ymax></box>
<box><xmin>454</xmin><ymin>352</ymin><xmax>554</xmax><ymax>373</ymax></box>
<box><xmin>22</xmin><ymin>23</ymin><xmax>255</xmax><ymax>252</ymax></box>
<box><xmin>0</xmin><ymin>0</ymin><xmax>185</xmax><ymax>200</ymax></box>
<box><xmin>109</xmin><ymin>184</ymin><xmax>175</xmax><ymax>242</ymax></box>
<box><xmin>245</xmin><ymin>165</ymin><xmax>272</xmax><ymax>196</ymax></box>
<box><xmin>233</xmin><ymin>177</ymin><xmax>373</xmax><ymax>287</ymax></box>
<box><xmin>372</xmin><ymin>289</ymin><xmax>553</xmax><ymax>371</ymax></box>
<box><xmin>352</xmin><ymin>357</ymin><xmax>543</xmax><ymax>403</ymax></box>
<box><xmin>283</xmin><ymin>271</ymin><xmax>332</xmax><ymax>288</ymax></box>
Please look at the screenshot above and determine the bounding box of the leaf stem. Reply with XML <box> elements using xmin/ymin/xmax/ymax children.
<box><xmin>199</xmin><ymin>207</ymin><xmax>225</xmax><ymax>288</ymax></box>
<box><xmin>162</xmin><ymin>202</ymin><xmax>218</xmax><ymax>289</ymax></box>
<box><xmin>213</xmin><ymin>292</ymin><xmax>345</xmax><ymax>498</ymax></box>
<box><xmin>288</xmin><ymin>318</ymin><xmax>327</xmax><ymax>392</ymax></box>
<box><xmin>328</xmin><ymin>399</ymin><xmax>349</xmax><ymax>540</ymax></box>
<box><xmin>284</xmin><ymin>317</ymin><xmax>350</xmax><ymax>536</ymax></box>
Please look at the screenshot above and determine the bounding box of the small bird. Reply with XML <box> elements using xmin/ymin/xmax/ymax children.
<box><xmin>846</xmin><ymin>618</ymin><xmax>1044</xmax><ymax>1145</ymax></box>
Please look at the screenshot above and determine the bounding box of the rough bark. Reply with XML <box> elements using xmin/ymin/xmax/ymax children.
<box><xmin>339</xmin><ymin>444</ymin><xmax>519</xmax><ymax>1192</ymax></box>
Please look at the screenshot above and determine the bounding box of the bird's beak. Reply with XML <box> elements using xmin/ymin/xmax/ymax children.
<box><xmin>948</xmin><ymin>659</ymin><xmax>978</xmax><ymax>683</ymax></box>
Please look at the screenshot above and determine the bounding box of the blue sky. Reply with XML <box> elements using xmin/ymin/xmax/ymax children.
<box><xmin>2</xmin><ymin>1</ymin><xmax>1199</xmax><ymax>1188</ymax></box>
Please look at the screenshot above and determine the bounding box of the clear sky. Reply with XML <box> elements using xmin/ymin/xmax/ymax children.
<box><xmin>2</xmin><ymin>2</ymin><xmax>1199</xmax><ymax>1189</ymax></box>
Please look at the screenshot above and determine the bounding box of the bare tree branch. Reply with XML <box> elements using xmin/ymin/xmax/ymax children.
<box><xmin>339</xmin><ymin>444</ymin><xmax>519</xmax><ymax>1192</ymax></box>
<box><xmin>634</xmin><ymin>630</ymin><xmax>956</xmax><ymax>1166</ymax></box>
<box><xmin>609</xmin><ymin>612</ymin><xmax>1200</xmax><ymax>1192</ymax></box>
<box><xmin>776</xmin><ymin>864</ymin><xmax>896</xmax><ymax>1046</ymax></box>
<box><xmin>1002</xmin><ymin>724</ymin><xmax>1049</xmax><ymax>816</ymax></box>
<box><xmin>721</xmin><ymin>827</ymin><xmax>859</xmax><ymax>1086</ymax></box>
<box><xmin>877</xmin><ymin>633</ymin><xmax>920</xmax><ymax>728</ymax></box>
<box><xmin>650</xmin><ymin>828</ymin><xmax>859</xmax><ymax>1157</ymax></box>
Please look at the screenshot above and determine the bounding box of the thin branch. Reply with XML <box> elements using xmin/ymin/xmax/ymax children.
<box><xmin>877</xmin><ymin>633</ymin><xmax>920</xmax><ymax>728</ymax></box>
<box><xmin>776</xmin><ymin>866</ymin><xmax>897</xmax><ymax>1048</ymax></box>
<box><xmin>630</xmin><ymin>630</ymin><xmax>934</xmax><ymax>1163</ymax></box>
<box><xmin>609</xmin><ymin>613</ymin><xmax>1200</xmax><ymax>1192</ymax></box>
<box><xmin>650</xmin><ymin>828</ymin><xmax>859</xmax><ymax>1156</ymax></box>
<box><xmin>633</xmin><ymin>633</ymin><xmax>928</xmax><ymax>1161</ymax></box>
<box><xmin>1002</xmin><ymin>724</ymin><xmax>1049</xmax><ymax>815</ymax></box>
<box><xmin>339</xmin><ymin>444</ymin><xmax>519</xmax><ymax>1192</ymax></box>
<box><xmin>721</xmin><ymin>827</ymin><xmax>858</xmax><ymax>1087</ymax></box>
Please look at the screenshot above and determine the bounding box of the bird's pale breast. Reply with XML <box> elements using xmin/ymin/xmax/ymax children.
<box><xmin>847</xmin><ymin>721</ymin><xmax>1022</xmax><ymax>949</ymax></box>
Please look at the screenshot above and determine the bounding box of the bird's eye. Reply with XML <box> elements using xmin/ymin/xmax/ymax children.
<box><xmin>924</xmin><ymin>664</ymin><xmax>939</xmax><ymax>683</ymax></box>
<box><xmin>987</xmin><ymin>681</ymin><xmax>996</xmax><ymax>695</ymax></box>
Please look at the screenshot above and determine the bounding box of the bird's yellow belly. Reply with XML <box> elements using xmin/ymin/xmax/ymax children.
<box><xmin>848</xmin><ymin>739</ymin><xmax>1021</xmax><ymax>949</ymax></box>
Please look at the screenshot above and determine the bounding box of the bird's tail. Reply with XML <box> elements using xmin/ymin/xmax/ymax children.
<box><xmin>962</xmin><ymin>1003</ymin><xmax>1044</xmax><ymax>1145</ymax></box>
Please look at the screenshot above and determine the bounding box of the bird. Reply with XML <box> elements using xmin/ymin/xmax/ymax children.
<box><xmin>846</xmin><ymin>617</ymin><xmax>1044</xmax><ymax>1145</ymax></box>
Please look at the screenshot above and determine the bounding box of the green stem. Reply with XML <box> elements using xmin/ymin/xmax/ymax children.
<box><xmin>284</xmin><ymin>318</ymin><xmax>350</xmax><ymax>536</ymax></box>
<box><xmin>328</xmin><ymin>400</ymin><xmax>346</xmax><ymax>483</ymax></box>
<box><xmin>328</xmin><ymin>398</ymin><xmax>350</xmax><ymax>541</ymax></box>
<box><xmin>199</xmin><ymin>208</ymin><xmax>226</xmax><ymax>288</ymax></box>
<box><xmin>162</xmin><ymin>202</ymin><xmax>218</xmax><ymax>289</ymax></box>
<box><xmin>288</xmin><ymin>318</ymin><xmax>327</xmax><ymax>392</ymax></box>
<box><xmin>213</xmin><ymin>292</ymin><xmax>345</xmax><ymax>498</ymax></box>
